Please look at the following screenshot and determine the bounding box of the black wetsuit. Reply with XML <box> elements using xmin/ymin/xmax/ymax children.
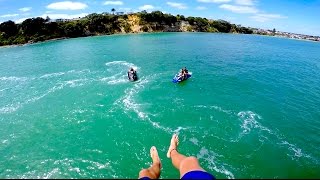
<box><xmin>128</xmin><ymin>71</ymin><xmax>137</xmax><ymax>80</ymax></box>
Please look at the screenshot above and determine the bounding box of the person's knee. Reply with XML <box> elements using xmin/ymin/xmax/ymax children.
<box><xmin>139</xmin><ymin>169</ymin><xmax>149</xmax><ymax>177</ymax></box>
<box><xmin>180</xmin><ymin>156</ymin><xmax>203</xmax><ymax>170</ymax></box>
<box><xmin>179</xmin><ymin>156</ymin><xmax>205</xmax><ymax>178</ymax></box>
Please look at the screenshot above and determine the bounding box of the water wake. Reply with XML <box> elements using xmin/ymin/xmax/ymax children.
<box><xmin>20</xmin><ymin>158</ymin><xmax>116</xmax><ymax>178</ymax></box>
<box><xmin>0</xmin><ymin>62</ymin><xmax>137</xmax><ymax>111</ymax></box>
<box><xmin>113</xmin><ymin>73</ymin><xmax>173</xmax><ymax>133</ymax></box>
<box><xmin>0</xmin><ymin>76</ymin><xmax>30</xmax><ymax>82</ymax></box>
<box><xmin>105</xmin><ymin>61</ymin><xmax>137</xmax><ymax>70</ymax></box>
<box><xmin>237</xmin><ymin>111</ymin><xmax>272</xmax><ymax>138</ymax></box>
<box><xmin>0</xmin><ymin>78</ymin><xmax>89</xmax><ymax>114</ymax></box>
<box><xmin>193</xmin><ymin>104</ymin><xmax>316</xmax><ymax>164</ymax></box>
<box><xmin>39</xmin><ymin>69</ymin><xmax>91</xmax><ymax>79</ymax></box>
<box><xmin>197</xmin><ymin>147</ymin><xmax>235</xmax><ymax>179</ymax></box>
<box><xmin>102</xmin><ymin>60</ymin><xmax>140</xmax><ymax>85</ymax></box>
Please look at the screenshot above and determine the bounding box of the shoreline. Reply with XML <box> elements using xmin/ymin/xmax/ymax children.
<box><xmin>1</xmin><ymin>32</ymin><xmax>318</xmax><ymax>49</ymax></box>
<box><xmin>256</xmin><ymin>33</ymin><xmax>320</xmax><ymax>43</ymax></box>
<box><xmin>0</xmin><ymin>37</ymin><xmax>69</xmax><ymax>49</ymax></box>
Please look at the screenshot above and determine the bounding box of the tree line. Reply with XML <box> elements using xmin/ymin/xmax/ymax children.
<box><xmin>0</xmin><ymin>10</ymin><xmax>253</xmax><ymax>46</ymax></box>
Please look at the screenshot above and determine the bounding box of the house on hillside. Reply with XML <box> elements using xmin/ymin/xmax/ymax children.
<box><xmin>72</xmin><ymin>17</ymin><xmax>82</xmax><ymax>21</ymax></box>
<box><xmin>55</xmin><ymin>19</ymin><xmax>71</xmax><ymax>23</ymax></box>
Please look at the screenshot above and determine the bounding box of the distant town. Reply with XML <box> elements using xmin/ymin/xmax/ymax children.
<box><xmin>252</xmin><ymin>28</ymin><xmax>320</xmax><ymax>42</ymax></box>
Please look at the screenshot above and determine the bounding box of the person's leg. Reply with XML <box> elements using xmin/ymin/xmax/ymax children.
<box><xmin>167</xmin><ymin>134</ymin><xmax>214</xmax><ymax>179</ymax></box>
<box><xmin>138</xmin><ymin>146</ymin><xmax>162</xmax><ymax>179</ymax></box>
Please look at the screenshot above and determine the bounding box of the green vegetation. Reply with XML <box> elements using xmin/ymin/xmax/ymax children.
<box><xmin>0</xmin><ymin>11</ymin><xmax>253</xmax><ymax>46</ymax></box>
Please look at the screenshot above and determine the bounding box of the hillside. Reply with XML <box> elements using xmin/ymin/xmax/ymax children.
<box><xmin>0</xmin><ymin>11</ymin><xmax>254</xmax><ymax>46</ymax></box>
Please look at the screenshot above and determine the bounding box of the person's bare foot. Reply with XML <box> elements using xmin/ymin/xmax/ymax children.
<box><xmin>150</xmin><ymin>146</ymin><xmax>161</xmax><ymax>168</ymax></box>
<box><xmin>167</xmin><ymin>134</ymin><xmax>179</xmax><ymax>158</ymax></box>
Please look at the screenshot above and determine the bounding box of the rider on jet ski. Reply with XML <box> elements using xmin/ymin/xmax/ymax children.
<box><xmin>128</xmin><ymin>67</ymin><xmax>137</xmax><ymax>81</ymax></box>
<box><xmin>178</xmin><ymin>67</ymin><xmax>188</xmax><ymax>80</ymax></box>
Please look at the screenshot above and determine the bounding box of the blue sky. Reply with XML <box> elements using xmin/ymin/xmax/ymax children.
<box><xmin>0</xmin><ymin>0</ymin><xmax>319</xmax><ymax>36</ymax></box>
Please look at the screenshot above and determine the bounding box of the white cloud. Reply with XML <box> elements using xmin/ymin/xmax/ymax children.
<box><xmin>167</xmin><ymin>2</ymin><xmax>187</xmax><ymax>9</ymax></box>
<box><xmin>15</xmin><ymin>17</ymin><xmax>31</xmax><ymax>23</ymax></box>
<box><xmin>19</xmin><ymin>7</ymin><xmax>32</xmax><ymax>12</ymax></box>
<box><xmin>250</xmin><ymin>13</ymin><xmax>287</xmax><ymax>22</ymax></box>
<box><xmin>235</xmin><ymin>0</ymin><xmax>255</xmax><ymax>6</ymax></box>
<box><xmin>46</xmin><ymin>1</ymin><xmax>88</xmax><ymax>10</ymax></box>
<box><xmin>42</xmin><ymin>13</ymin><xmax>88</xmax><ymax>20</ymax></box>
<box><xmin>0</xmin><ymin>14</ymin><xmax>19</xmax><ymax>18</ymax></box>
<box><xmin>196</xmin><ymin>6</ymin><xmax>207</xmax><ymax>10</ymax></box>
<box><xmin>219</xmin><ymin>4</ymin><xmax>258</xmax><ymax>13</ymax></box>
<box><xmin>197</xmin><ymin>0</ymin><xmax>231</xmax><ymax>3</ymax></box>
<box><xmin>103</xmin><ymin>1</ymin><xmax>123</xmax><ymax>6</ymax></box>
<box><xmin>218</xmin><ymin>0</ymin><xmax>287</xmax><ymax>22</ymax></box>
<box><xmin>138</xmin><ymin>5</ymin><xmax>155</xmax><ymax>11</ymax></box>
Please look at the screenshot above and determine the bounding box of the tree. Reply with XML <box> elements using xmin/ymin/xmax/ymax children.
<box><xmin>272</xmin><ymin>28</ymin><xmax>276</xmax><ymax>35</ymax></box>
<box><xmin>0</xmin><ymin>21</ymin><xmax>18</xmax><ymax>37</ymax></box>
<box><xmin>45</xmin><ymin>16</ymin><xmax>51</xmax><ymax>22</ymax></box>
<box><xmin>63</xmin><ymin>22</ymin><xmax>85</xmax><ymax>37</ymax></box>
<box><xmin>211</xmin><ymin>20</ymin><xmax>231</xmax><ymax>33</ymax></box>
<box><xmin>21</xmin><ymin>17</ymin><xmax>46</xmax><ymax>36</ymax></box>
<box><xmin>177</xmin><ymin>14</ymin><xmax>185</xmax><ymax>21</ymax></box>
<box><xmin>186</xmin><ymin>16</ymin><xmax>195</xmax><ymax>25</ymax></box>
<box><xmin>111</xmin><ymin>8</ymin><xmax>116</xmax><ymax>15</ymax></box>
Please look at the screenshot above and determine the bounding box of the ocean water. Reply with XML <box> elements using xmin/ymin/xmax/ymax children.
<box><xmin>0</xmin><ymin>33</ymin><xmax>319</xmax><ymax>179</ymax></box>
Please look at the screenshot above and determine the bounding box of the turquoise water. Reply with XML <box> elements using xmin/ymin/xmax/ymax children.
<box><xmin>0</xmin><ymin>33</ymin><xmax>319</xmax><ymax>178</ymax></box>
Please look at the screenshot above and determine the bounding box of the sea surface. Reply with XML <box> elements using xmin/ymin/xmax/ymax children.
<box><xmin>0</xmin><ymin>33</ymin><xmax>319</xmax><ymax>178</ymax></box>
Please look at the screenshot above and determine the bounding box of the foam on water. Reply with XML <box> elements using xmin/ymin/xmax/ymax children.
<box><xmin>237</xmin><ymin>111</ymin><xmax>271</xmax><ymax>136</ymax></box>
<box><xmin>0</xmin><ymin>68</ymin><xmax>97</xmax><ymax>114</ymax></box>
<box><xmin>0</xmin><ymin>65</ymin><xmax>131</xmax><ymax>115</ymax></box>
<box><xmin>0</xmin><ymin>76</ymin><xmax>30</xmax><ymax>82</ymax></box>
<box><xmin>0</xmin><ymin>78</ymin><xmax>90</xmax><ymax>114</ymax></box>
<box><xmin>189</xmin><ymin>137</ymin><xmax>199</xmax><ymax>146</ymax></box>
<box><xmin>42</xmin><ymin>168</ymin><xmax>60</xmax><ymax>179</ymax></box>
<box><xmin>0</xmin><ymin>105</ymin><xmax>20</xmax><ymax>114</ymax></box>
<box><xmin>47</xmin><ymin>158</ymin><xmax>115</xmax><ymax>178</ymax></box>
<box><xmin>197</xmin><ymin>147</ymin><xmax>235</xmax><ymax>179</ymax></box>
<box><xmin>173</xmin><ymin>126</ymin><xmax>190</xmax><ymax>134</ymax></box>
<box><xmin>112</xmin><ymin>73</ymin><xmax>173</xmax><ymax>133</ymax></box>
<box><xmin>105</xmin><ymin>61</ymin><xmax>137</xmax><ymax>70</ymax></box>
<box><xmin>40</xmin><ymin>72</ymin><xmax>65</xmax><ymax>79</ymax></box>
<box><xmin>280</xmin><ymin>141</ymin><xmax>305</xmax><ymax>158</ymax></box>
<box><xmin>39</xmin><ymin>69</ymin><xmax>91</xmax><ymax>79</ymax></box>
<box><xmin>107</xmin><ymin>78</ymin><xmax>127</xmax><ymax>85</ymax></box>
<box><xmin>194</xmin><ymin>105</ymin><xmax>234</xmax><ymax>115</ymax></box>
<box><xmin>102</xmin><ymin>61</ymin><xmax>140</xmax><ymax>85</ymax></box>
<box><xmin>100</xmin><ymin>72</ymin><xmax>122</xmax><ymax>82</ymax></box>
<box><xmin>193</xmin><ymin>104</ymin><xmax>316</xmax><ymax>164</ymax></box>
<box><xmin>64</xmin><ymin>78</ymin><xmax>88</xmax><ymax>87</ymax></box>
<box><xmin>1</xmin><ymin>70</ymin><xmax>91</xmax><ymax>86</ymax></box>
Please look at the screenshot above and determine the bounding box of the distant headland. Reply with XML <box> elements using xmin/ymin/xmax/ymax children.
<box><xmin>0</xmin><ymin>10</ymin><xmax>319</xmax><ymax>46</ymax></box>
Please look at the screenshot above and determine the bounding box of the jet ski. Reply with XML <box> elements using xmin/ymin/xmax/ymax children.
<box><xmin>172</xmin><ymin>72</ymin><xmax>192</xmax><ymax>83</ymax></box>
<box><xmin>128</xmin><ymin>69</ymin><xmax>138</xmax><ymax>81</ymax></box>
